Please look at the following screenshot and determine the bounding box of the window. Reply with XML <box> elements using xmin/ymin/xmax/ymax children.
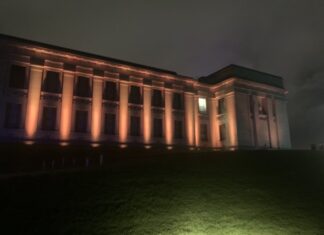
<box><xmin>152</xmin><ymin>89</ymin><xmax>164</xmax><ymax>107</ymax></box>
<box><xmin>130</xmin><ymin>116</ymin><xmax>141</xmax><ymax>136</ymax></box>
<box><xmin>75</xmin><ymin>110</ymin><xmax>88</xmax><ymax>132</ymax></box>
<box><xmin>42</xmin><ymin>71</ymin><xmax>61</xmax><ymax>93</ymax></box>
<box><xmin>200</xmin><ymin>124</ymin><xmax>208</xmax><ymax>141</ymax></box>
<box><xmin>219</xmin><ymin>124</ymin><xmax>226</xmax><ymax>141</ymax></box>
<box><xmin>198</xmin><ymin>97</ymin><xmax>207</xmax><ymax>113</ymax></box>
<box><xmin>153</xmin><ymin>118</ymin><xmax>163</xmax><ymax>138</ymax></box>
<box><xmin>218</xmin><ymin>98</ymin><xmax>225</xmax><ymax>114</ymax></box>
<box><xmin>4</xmin><ymin>103</ymin><xmax>21</xmax><ymax>129</ymax></box>
<box><xmin>174</xmin><ymin>120</ymin><xmax>183</xmax><ymax>139</ymax></box>
<box><xmin>272</xmin><ymin>100</ymin><xmax>276</xmax><ymax>117</ymax></box>
<box><xmin>103</xmin><ymin>81</ymin><xmax>118</xmax><ymax>101</ymax></box>
<box><xmin>258</xmin><ymin>97</ymin><xmax>267</xmax><ymax>115</ymax></box>
<box><xmin>104</xmin><ymin>113</ymin><xmax>116</xmax><ymax>135</ymax></box>
<box><xmin>129</xmin><ymin>86</ymin><xmax>142</xmax><ymax>104</ymax></box>
<box><xmin>75</xmin><ymin>76</ymin><xmax>91</xmax><ymax>97</ymax></box>
<box><xmin>41</xmin><ymin>107</ymin><xmax>57</xmax><ymax>130</ymax></box>
<box><xmin>9</xmin><ymin>65</ymin><xmax>27</xmax><ymax>89</ymax></box>
<box><xmin>249</xmin><ymin>95</ymin><xmax>254</xmax><ymax>114</ymax></box>
<box><xmin>173</xmin><ymin>93</ymin><xmax>183</xmax><ymax>110</ymax></box>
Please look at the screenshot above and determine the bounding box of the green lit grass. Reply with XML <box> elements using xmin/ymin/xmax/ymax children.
<box><xmin>1</xmin><ymin>149</ymin><xmax>324</xmax><ymax>234</ymax></box>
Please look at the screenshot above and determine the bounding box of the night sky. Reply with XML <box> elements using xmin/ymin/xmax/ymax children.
<box><xmin>1</xmin><ymin>0</ymin><xmax>323</xmax><ymax>148</ymax></box>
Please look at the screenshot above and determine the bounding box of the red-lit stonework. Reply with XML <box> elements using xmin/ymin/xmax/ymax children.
<box><xmin>0</xmin><ymin>34</ymin><xmax>291</xmax><ymax>149</ymax></box>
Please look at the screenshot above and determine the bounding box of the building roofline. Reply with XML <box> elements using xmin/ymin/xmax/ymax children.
<box><xmin>0</xmin><ymin>33</ymin><xmax>179</xmax><ymax>76</ymax></box>
<box><xmin>199</xmin><ymin>64</ymin><xmax>284</xmax><ymax>89</ymax></box>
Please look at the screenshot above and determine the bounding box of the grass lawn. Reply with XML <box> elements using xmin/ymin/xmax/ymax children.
<box><xmin>1</xmin><ymin>147</ymin><xmax>324</xmax><ymax>234</ymax></box>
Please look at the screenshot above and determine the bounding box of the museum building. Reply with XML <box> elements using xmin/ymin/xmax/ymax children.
<box><xmin>0</xmin><ymin>34</ymin><xmax>291</xmax><ymax>149</ymax></box>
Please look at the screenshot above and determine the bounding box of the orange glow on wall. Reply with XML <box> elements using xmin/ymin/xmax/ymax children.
<box><xmin>226</xmin><ymin>93</ymin><xmax>238</xmax><ymax>147</ymax></box>
<box><xmin>91</xmin><ymin>78</ymin><xmax>103</xmax><ymax>141</ymax></box>
<box><xmin>194</xmin><ymin>96</ymin><xmax>200</xmax><ymax>146</ymax></box>
<box><xmin>25</xmin><ymin>67</ymin><xmax>42</xmax><ymax>138</ymax></box>
<box><xmin>184</xmin><ymin>93</ymin><xmax>195</xmax><ymax>146</ymax></box>
<box><xmin>119</xmin><ymin>82</ymin><xmax>129</xmax><ymax>143</ymax></box>
<box><xmin>143</xmin><ymin>86</ymin><xmax>152</xmax><ymax>144</ymax></box>
<box><xmin>60</xmin><ymin>73</ymin><xmax>74</xmax><ymax>140</ymax></box>
<box><xmin>208</xmin><ymin>97</ymin><xmax>218</xmax><ymax>148</ymax></box>
<box><xmin>164</xmin><ymin>90</ymin><xmax>173</xmax><ymax>145</ymax></box>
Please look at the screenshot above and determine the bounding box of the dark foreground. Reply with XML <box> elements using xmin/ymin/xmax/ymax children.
<box><xmin>1</xmin><ymin>145</ymin><xmax>324</xmax><ymax>234</ymax></box>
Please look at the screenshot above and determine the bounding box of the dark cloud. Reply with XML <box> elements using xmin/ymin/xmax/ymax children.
<box><xmin>0</xmin><ymin>0</ymin><xmax>324</xmax><ymax>148</ymax></box>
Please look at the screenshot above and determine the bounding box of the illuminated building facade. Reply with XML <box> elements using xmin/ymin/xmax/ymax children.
<box><xmin>0</xmin><ymin>34</ymin><xmax>291</xmax><ymax>149</ymax></box>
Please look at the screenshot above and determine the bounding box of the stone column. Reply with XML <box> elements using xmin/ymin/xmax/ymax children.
<box><xmin>143</xmin><ymin>85</ymin><xmax>152</xmax><ymax>144</ymax></box>
<box><xmin>226</xmin><ymin>92</ymin><xmax>238</xmax><ymax>148</ymax></box>
<box><xmin>91</xmin><ymin>77</ymin><xmax>103</xmax><ymax>142</ymax></box>
<box><xmin>119</xmin><ymin>81</ymin><xmax>129</xmax><ymax>143</ymax></box>
<box><xmin>25</xmin><ymin>66</ymin><xmax>43</xmax><ymax>139</ymax></box>
<box><xmin>184</xmin><ymin>92</ymin><xmax>195</xmax><ymax>146</ymax></box>
<box><xmin>164</xmin><ymin>89</ymin><xmax>173</xmax><ymax>145</ymax></box>
<box><xmin>208</xmin><ymin>96</ymin><xmax>218</xmax><ymax>148</ymax></box>
<box><xmin>194</xmin><ymin>95</ymin><xmax>200</xmax><ymax>147</ymax></box>
<box><xmin>251</xmin><ymin>95</ymin><xmax>259</xmax><ymax>148</ymax></box>
<box><xmin>60</xmin><ymin>72</ymin><xmax>74</xmax><ymax>140</ymax></box>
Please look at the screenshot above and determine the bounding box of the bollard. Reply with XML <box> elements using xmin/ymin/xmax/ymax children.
<box><xmin>85</xmin><ymin>158</ymin><xmax>89</xmax><ymax>168</ymax></box>
<box><xmin>51</xmin><ymin>160</ymin><xmax>55</xmax><ymax>169</ymax></box>
<box><xmin>100</xmin><ymin>154</ymin><xmax>103</xmax><ymax>167</ymax></box>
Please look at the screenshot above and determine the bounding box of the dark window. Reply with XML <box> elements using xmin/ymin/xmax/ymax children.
<box><xmin>41</xmin><ymin>107</ymin><xmax>57</xmax><ymax>130</ymax></box>
<box><xmin>258</xmin><ymin>97</ymin><xmax>267</xmax><ymax>115</ymax></box>
<box><xmin>200</xmin><ymin>124</ymin><xmax>208</xmax><ymax>141</ymax></box>
<box><xmin>172</xmin><ymin>93</ymin><xmax>183</xmax><ymax>110</ymax></box>
<box><xmin>153</xmin><ymin>118</ymin><xmax>163</xmax><ymax>138</ymax></box>
<box><xmin>75</xmin><ymin>76</ymin><xmax>91</xmax><ymax>97</ymax></box>
<box><xmin>42</xmin><ymin>71</ymin><xmax>61</xmax><ymax>93</ymax></box>
<box><xmin>9</xmin><ymin>65</ymin><xmax>27</xmax><ymax>89</ymax></box>
<box><xmin>129</xmin><ymin>86</ymin><xmax>142</xmax><ymax>104</ymax></box>
<box><xmin>130</xmin><ymin>116</ymin><xmax>141</xmax><ymax>136</ymax></box>
<box><xmin>152</xmin><ymin>89</ymin><xmax>164</xmax><ymax>107</ymax></box>
<box><xmin>272</xmin><ymin>100</ymin><xmax>276</xmax><ymax>117</ymax></box>
<box><xmin>218</xmin><ymin>98</ymin><xmax>225</xmax><ymax>114</ymax></box>
<box><xmin>104</xmin><ymin>113</ymin><xmax>116</xmax><ymax>135</ymax></box>
<box><xmin>4</xmin><ymin>103</ymin><xmax>21</xmax><ymax>129</ymax></box>
<box><xmin>219</xmin><ymin>124</ymin><xmax>226</xmax><ymax>141</ymax></box>
<box><xmin>174</xmin><ymin>120</ymin><xmax>183</xmax><ymax>139</ymax></box>
<box><xmin>103</xmin><ymin>81</ymin><xmax>118</xmax><ymax>101</ymax></box>
<box><xmin>249</xmin><ymin>95</ymin><xmax>254</xmax><ymax>114</ymax></box>
<box><xmin>75</xmin><ymin>110</ymin><xmax>88</xmax><ymax>132</ymax></box>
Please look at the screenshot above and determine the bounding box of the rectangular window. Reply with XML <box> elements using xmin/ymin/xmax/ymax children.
<box><xmin>75</xmin><ymin>110</ymin><xmax>88</xmax><ymax>132</ymax></box>
<box><xmin>41</xmin><ymin>107</ymin><xmax>57</xmax><ymax>131</ymax></box>
<box><xmin>258</xmin><ymin>97</ymin><xmax>267</xmax><ymax>115</ymax></box>
<box><xmin>174</xmin><ymin>120</ymin><xmax>183</xmax><ymax>139</ymax></box>
<box><xmin>104</xmin><ymin>113</ymin><xmax>116</xmax><ymax>135</ymax></box>
<box><xmin>249</xmin><ymin>95</ymin><xmax>254</xmax><ymax>114</ymax></box>
<box><xmin>103</xmin><ymin>81</ymin><xmax>118</xmax><ymax>101</ymax></box>
<box><xmin>200</xmin><ymin>124</ymin><xmax>208</xmax><ymax>141</ymax></box>
<box><xmin>272</xmin><ymin>99</ymin><xmax>276</xmax><ymax>117</ymax></box>
<box><xmin>219</xmin><ymin>124</ymin><xmax>226</xmax><ymax>141</ymax></box>
<box><xmin>9</xmin><ymin>65</ymin><xmax>27</xmax><ymax>89</ymax></box>
<box><xmin>152</xmin><ymin>89</ymin><xmax>164</xmax><ymax>107</ymax></box>
<box><xmin>75</xmin><ymin>76</ymin><xmax>91</xmax><ymax>97</ymax></box>
<box><xmin>198</xmin><ymin>97</ymin><xmax>207</xmax><ymax>113</ymax></box>
<box><xmin>130</xmin><ymin>116</ymin><xmax>141</xmax><ymax>136</ymax></box>
<box><xmin>172</xmin><ymin>93</ymin><xmax>183</xmax><ymax>110</ymax></box>
<box><xmin>218</xmin><ymin>98</ymin><xmax>225</xmax><ymax>114</ymax></box>
<box><xmin>42</xmin><ymin>71</ymin><xmax>61</xmax><ymax>93</ymax></box>
<box><xmin>129</xmin><ymin>86</ymin><xmax>142</xmax><ymax>104</ymax></box>
<box><xmin>4</xmin><ymin>103</ymin><xmax>21</xmax><ymax>129</ymax></box>
<box><xmin>153</xmin><ymin>118</ymin><xmax>163</xmax><ymax>138</ymax></box>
